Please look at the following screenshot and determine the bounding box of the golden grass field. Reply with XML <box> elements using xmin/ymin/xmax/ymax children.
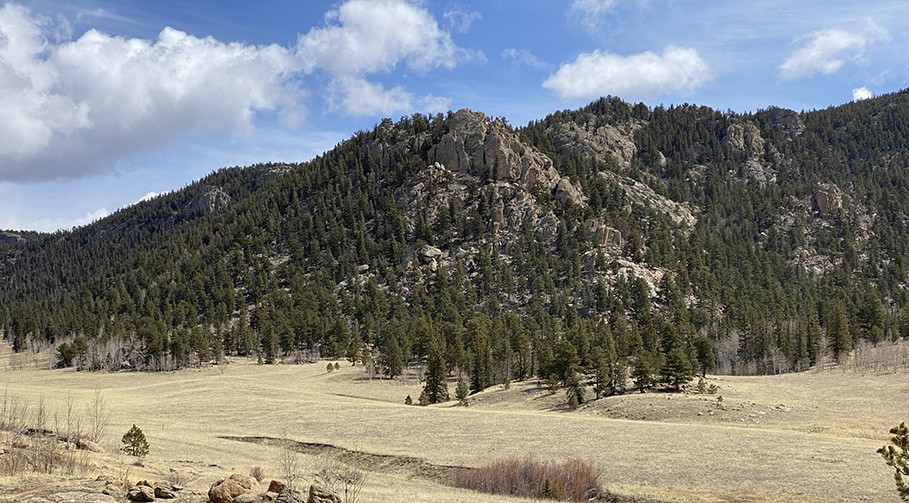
<box><xmin>0</xmin><ymin>340</ymin><xmax>906</xmax><ymax>503</ymax></box>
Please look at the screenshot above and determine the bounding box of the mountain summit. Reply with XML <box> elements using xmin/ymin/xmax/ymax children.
<box><xmin>3</xmin><ymin>92</ymin><xmax>909</xmax><ymax>382</ymax></box>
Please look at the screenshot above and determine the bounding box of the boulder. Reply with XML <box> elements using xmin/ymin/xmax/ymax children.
<box><xmin>77</xmin><ymin>439</ymin><xmax>104</xmax><ymax>452</ymax></box>
<box><xmin>418</xmin><ymin>245</ymin><xmax>443</xmax><ymax>264</ymax></box>
<box><xmin>127</xmin><ymin>485</ymin><xmax>155</xmax><ymax>502</ymax></box>
<box><xmin>554</xmin><ymin>177</ymin><xmax>586</xmax><ymax>206</ymax></box>
<box><xmin>153</xmin><ymin>485</ymin><xmax>177</xmax><ymax>499</ymax></box>
<box><xmin>276</xmin><ymin>488</ymin><xmax>304</xmax><ymax>503</ymax></box>
<box><xmin>267</xmin><ymin>481</ymin><xmax>287</xmax><ymax>494</ymax></box>
<box><xmin>306</xmin><ymin>485</ymin><xmax>339</xmax><ymax>503</ymax></box>
<box><xmin>233</xmin><ymin>495</ymin><xmax>259</xmax><ymax>503</ymax></box>
<box><xmin>209</xmin><ymin>474</ymin><xmax>260</xmax><ymax>503</ymax></box>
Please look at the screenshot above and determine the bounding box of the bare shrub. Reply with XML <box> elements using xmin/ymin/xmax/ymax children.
<box><xmin>314</xmin><ymin>457</ymin><xmax>367</xmax><ymax>503</ymax></box>
<box><xmin>250</xmin><ymin>465</ymin><xmax>265</xmax><ymax>482</ymax></box>
<box><xmin>276</xmin><ymin>438</ymin><xmax>302</xmax><ymax>491</ymax></box>
<box><xmin>451</xmin><ymin>456</ymin><xmax>603</xmax><ymax>502</ymax></box>
<box><xmin>86</xmin><ymin>387</ymin><xmax>110</xmax><ymax>443</ymax></box>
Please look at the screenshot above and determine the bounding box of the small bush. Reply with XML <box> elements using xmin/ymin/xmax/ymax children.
<box><xmin>452</xmin><ymin>457</ymin><xmax>603</xmax><ymax>502</ymax></box>
<box><xmin>455</xmin><ymin>379</ymin><xmax>469</xmax><ymax>405</ymax></box>
<box><xmin>120</xmin><ymin>424</ymin><xmax>149</xmax><ymax>457</ymax></box>
<box><xmin>250</xmin><ymin>465</ymin><xmax>265</xmax><ymax>481</ymax></box>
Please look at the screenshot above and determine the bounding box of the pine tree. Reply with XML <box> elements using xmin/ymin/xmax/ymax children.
<box><xmin>422</xmin><ymin>347</ymin><xmax>449</xmax><ymax>404</ymax></box>
<box><xmin>632</xmin><ymin>350</ymin><xmax>655</xmax><ymax>392</ymax></box>
<box><xmin>120</xmin><ymin>424</ymin><xmax>150</xmax><ymax>457</ymax></box>
<box><xmin>455</xmin><ymin>378</ymin><xmax>469</xmax><ymax>405</ymax></box>
<box><xmin>827</xmin><ymin>301</ymin><xmax>852</xmax><ymax>363</ymax></box>
<box><xmin>878</xmin><ymin>422</ymin><xmax>909</xmax><ymax>502</ymax></box>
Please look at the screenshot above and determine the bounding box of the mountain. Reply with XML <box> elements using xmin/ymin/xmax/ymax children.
<box><xmin>3</xmin><ymin>92</ymin><xmax>909</xmax><ymax>386</ymax></box>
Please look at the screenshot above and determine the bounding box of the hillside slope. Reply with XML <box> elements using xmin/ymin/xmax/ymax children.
<box><xmin>3</xmin><ymin>92</ymin><xmax>909</xmax><ymax>384</ymax></box>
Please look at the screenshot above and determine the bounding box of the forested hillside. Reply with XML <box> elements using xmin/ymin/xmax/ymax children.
<box><xmin>4</xmin><ymin>91</ymin><xmax>909</xmax><ymax>395</ymax></box>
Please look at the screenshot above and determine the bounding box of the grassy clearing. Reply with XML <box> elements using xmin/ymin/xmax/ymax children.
<box><xmin>0</xmin><ymin>341</ymin><xmax>904</xmax><ymax>502</ymax></box>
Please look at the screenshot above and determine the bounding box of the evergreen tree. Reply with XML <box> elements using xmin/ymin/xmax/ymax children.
<box><xmin>422</xmin><ymin>346</ymin><xmax>449</xmax><ymax>404</ymax></box>
<box><xmin>878</xmin><ymin>422</ymin><xmax>909</xmax><ymax>502</ymax></box>
<box><xmin>455</xmin><ymin>377</ymin><xmax>470</xmax><ymax>405</ymax></box>
<box><xmin>632</xmin><ymin>349</ymin><xmax>656</xmax><ymax>392</ymax></box>
<box><xmin>827</xmin><ymin>301</ymin><xmax>852</xmax><ymax>363</ymax></box>
<box><xmin>120</xmin><ymin>424</ymin><xmax>150</xmax><ymax>457</ymax></box>
<box><xmin>381</xmin><ymin>335</ymin><xmax>404</xmax><ymax>378</ymax></box>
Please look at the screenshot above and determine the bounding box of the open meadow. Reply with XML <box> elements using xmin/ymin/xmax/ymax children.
<box><xmin>0</xmin><ymin>340</ymin><xmax>906</xmax><ymax>503</ymax></box>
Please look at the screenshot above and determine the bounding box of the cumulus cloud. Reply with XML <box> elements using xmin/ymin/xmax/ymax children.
<box><xmin>0</xmin><ymin>0</ymin><xmax>471</xmax><ymax>182</ymax></box>
<box><xmin>330</xmin><ymin>77</ymin><xmax>450</xmax><ymax>116</ymax></box>
<box><xmin>0</xmin><ymin>3</ymin><xmax>302</xmax><ymax>182</ymax></box>
<box><xmin>852</xmin><ymin>86</ymin><xmax>873</xmax><ymax>101</ymax></box>
<box><xmin>778</xmin><ymin>23</ymin><xmax>889</xmax><ymax>81</ymax></box>
<box><xmin>297</xmin><ymin>0</ymin><xmax>467</xmax><ymax>76</ymax></box>
<box><xmin>543</xmin><ymin>46</ymin><xmax>711</xmax><ymax>101</ymax></box>
<box><xmin>501</xmin><ymin>48</ymin><xmax>549</xmax><ymax>70</ymax></box>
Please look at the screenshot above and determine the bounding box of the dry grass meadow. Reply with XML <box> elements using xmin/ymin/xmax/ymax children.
<box><xmin>0</xmin><ymin>339</ymin><xmax>906</xmax><ymax>502</ymax></box>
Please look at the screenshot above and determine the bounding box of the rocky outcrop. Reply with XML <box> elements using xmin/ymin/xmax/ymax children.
<box><xmin>595</xmin><ymin>171</ymin><xmax>698</xmax><ymax>227</ymax></box>
<box><xmin>724</xmin><ymin>121</ymin><xmax>777</xmax><ymax>185</ymax></box>
<box><xmin>554</xmin><ymin>177</ymin><xmax>586</xmax><ymax>206</ymax></box>
<box><xmin>306</xmin><ymin>484</ymin><xmax>340</xmax><ymax>503</ymax></box>
<box><xmin>254</xmin><ymin>164</ymin><xmax>292</xmax><ymax>189</ymax></box>
<box><xmin>189</xmin><ymin>186</ymin><xmax>233</xmax><ymax>217</ymax></box>
<box><xmin>550</xmin><ymin>119</ymin><xmax>638</xmax><ymax>170</ymax></box>
<box><xmin>0</xmin><ymin>232</ymin><xmax>25</xmax><ymax>245</ymax></box>
<box><xmin>813</xmin><ymin>183</ymin><xmax>850</xmax><ymax>215</ymax></box>
<box><xmin>209</xmin><ymin>474</ymin><xmax>260</xmax><ymax>503</ymax></box>
<box><xmin>768</xmin><ymin>107</ymin><xmax>804</xmax><ymax>136</ymax></box>
<box><xmin>588</xmin><ymin>221</ymin><xmax>623</xmax><ymax>252</ymax></box>
<box><xmin>428</xmin><ymin>109</ymin><xmax>569</xmax><ymax>193</ymax></box>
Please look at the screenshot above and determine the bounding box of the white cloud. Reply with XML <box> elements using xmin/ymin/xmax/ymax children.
<box><xmin>8</xmin><ymin>207</ymin><xmax>110</xmax><ymax>232</ymax></box>
<box><xmin>852</xmin><ymin>86</ymin><xmax>873</xmax><ymax>101</ymax></box>
<box><xmin>501</xmin><ymin>48</ymin><xmax>549</xmax><ymax>70</ymax></box>
<box><xmin>778</xmin><ymin>22</ymin><xmax>889</xmax><ymax>81</ymax></box>
<box><xmin>297</xmin><ymin>0</ymin><xmax>467</xmax><ymax>76</ymax></box>
<box><xmin>0</xmin><ymin>3</ymin><xmax>303</xmax><ymax>182</ymax></box>
<box><xmin>543</xmin><ymin>46</ymin><xmax>711</xmax><ymax>101</ymax></box>
<box><xmin>0</xmin><ymin>0</ymin><xmax>471</xmax><ymax>183</ymax></box>
<box><xmin>443</xmin><ymin>9</ymin><xmax>481</xmax><ymax>33</ymax></box>
<box><xmin>138</xmin><ymin>191</ymin><xmax>163</xmax><ymax>203</ymax></box>
<box><xmin>331</xmin><ymin>77</ymin><xmax>450</xmax><ymax>116</ymax></box>
<box><xmin>570</xmin><ymin>0</ymin><xmax>618</xmax><ymax>31</ymax></box>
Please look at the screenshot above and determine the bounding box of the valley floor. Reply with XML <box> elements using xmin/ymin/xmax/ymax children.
<box><xmin>0</xmin><ymin>341</ymin><xmax>905</xmax><ymax>502</ymax></box>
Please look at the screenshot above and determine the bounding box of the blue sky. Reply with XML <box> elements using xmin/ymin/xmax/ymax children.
<box><xmin>2</xmin><ymin>0</ymin><xmax>909</xmax><ymax>232</ymax></box>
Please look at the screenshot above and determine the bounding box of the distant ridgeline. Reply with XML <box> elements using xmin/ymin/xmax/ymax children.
<box><xmin>3</xmin><ymin>91</ymin><xmax>909</xmax><ymax>392</ymax></box>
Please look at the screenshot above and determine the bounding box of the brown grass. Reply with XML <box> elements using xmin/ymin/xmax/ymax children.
<box><xmin>452</xmin><ymin>457</ymin><xmax>602</xmax><ymax>501</ymax></box>
<box><xmin>0</xmin><ymin>340</ymin><xmax>905</xmax><ymax>503</ymax></box>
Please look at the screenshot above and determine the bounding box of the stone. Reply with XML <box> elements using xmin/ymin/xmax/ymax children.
<box><xmin>188</xmin><ymin>186</ymin><xmax>233</xmax><ymax>217</ymax></box>
<box><xmin>233</xmin><ymin>495</ymin><xmax>259</xmax><ymax>503</ymax></box>
<box><xmin>76</xmin><ymin>439</ymin><xmax>104</xmax><ymax>452</ymax></box>
<box><xmin>554</xmin><ymin>177</ymin><xmax>586</xmax><ymax>206</ymax></box>
<box><xmin>209</xmin><ymin>474</ymin><xmax>260</xmax><ymax>503</ymax></box>
<box><xmin>418</xmin><ymin>245</ymin><xmax>443</xmax><ymax>264</ymax></box>
<box><xmin>153</xmin><ymin>485</ymin><xmax>177</xmax><ymax>499</ymax></box>
<box><xmin>127</xmin><ymin>485</ymin><xmax>155</xmax><ymax>502</ymax></box>
<box><xmin>276</xmin><ymin>488</ymin><xmax>304</xmax><ymax>503</ymax></box>
<box><xmin>551</xmin><ymin>120</ymin><xmax>638</xmax><ymax>170</ymax></box>
<box><xmin>813</xmin><ymin>183</ymin><xmax>850</xmax><ymax>215</ymax></box>
<box><xmin>267</xmin><ymin>481</ymin><xmax>287</xmax><ymax>494</ymax></box>
<box><xmin>306</xmin><ymin>485</ymin><xmax>340</xmax><ymax>503</ymax></box>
